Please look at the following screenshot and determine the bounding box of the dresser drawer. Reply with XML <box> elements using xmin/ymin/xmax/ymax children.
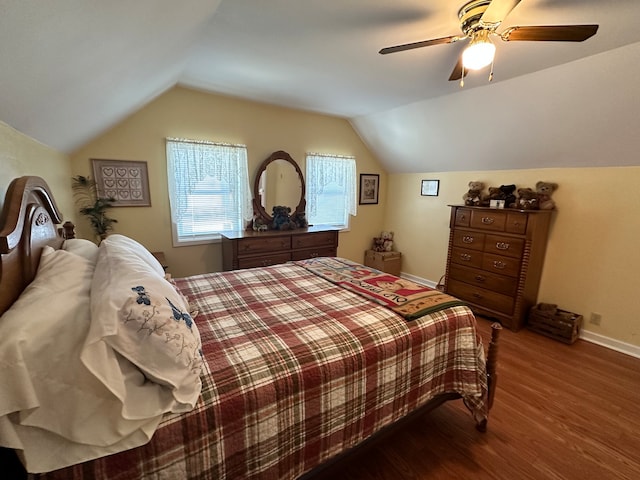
<box><xmin>482</xmin><ymin>253</ymin><xmax>521</xmax><ymax>277</ymax></box>
<box><xmin>452</xmin><ymin>230</ymin><xmax>485</xmax><ymax>251</ymax></box>
<box><xmin>506</xmin><ymin>212</ymin><xmax>528</xmax><ymax>234</ymax></box>
<box><xmin>448</xmin><ymin>264</ymin><xmax>517</xmax><ymax>296</ymax></box>
<box><xmin>470</xmin><ymin>210</ymin><xmax>508</xmax><ymax>231</ymax></box>
<box><xmin>292</xmin><ymin>231</ymin><xmax>336</xmax><ymax>249</ymax></box>
<box><xmin>292</xmin><ymin>246</ymin><xmax>337</xmax><ymax>261</ymax></box>
<box><xmin>238</xmin><ymin>235</ymin><xmax>291</xmax><ymax>254</ymax></box>
<box><xmin>484</xmin><ymin>234</ymin><xmax>525</xmax><ymax>259</ymax></box>
<box><xmin>450</xmin><ymin>247</ymin><xmax>483</xmax><ymax>269</ymax></box>
<box><xmin>454</xmin><ymin>208</ymin><xmax>471</xmax><ymax>227</ymax></box>
<box><xmin>447</xmin><ymin>279</ymin><xmax>514</xmax><ymax>315</ymax></box>
<box><xmin>238</xmin><ymin>252</ymin><xmax>292</xmax><ymax>269</ymax></box>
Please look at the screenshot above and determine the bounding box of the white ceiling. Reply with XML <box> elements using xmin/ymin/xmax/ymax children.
<box><xmin>1</xmin><ymin>0</ymin><xmax>640</xmax><ymax>172</ymax></box>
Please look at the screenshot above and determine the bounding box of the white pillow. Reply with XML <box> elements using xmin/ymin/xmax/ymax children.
<box><xmin>0</xmin><ymin>247</ymin><xmax>163</xmax><ymax>472</ymax></box>
<box><xmin>102</xmin><ymin>234</ymin><xmax>165</xmax><ymax>277</ymax></box>
<box><xmin>83</xmin><ymin>238</ymin><xmax>203</xmax><ymax>412</ymax></box>
<box><xmin>62</xmin><ymin>238</ymin><xmax>99</xmax><ymax>265</ymax></box>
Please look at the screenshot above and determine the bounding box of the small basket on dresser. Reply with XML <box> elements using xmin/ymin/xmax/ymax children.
<box><xmin>527</xmin><ymin>303</ymin><xmax>582</xmax><ymax>344</ymax></box>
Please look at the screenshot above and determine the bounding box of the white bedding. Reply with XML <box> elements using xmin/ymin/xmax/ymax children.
<box><xmin>0</xmin><ymin>235</ymin><xmax>203</xmax><ymax>473</ymax></box>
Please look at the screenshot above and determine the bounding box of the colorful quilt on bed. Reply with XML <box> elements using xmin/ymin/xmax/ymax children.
<box><xmin>294</xmin><ymin>256</ymin><xmax>465</xmax><ymax>320</ymax></box>
<box><xmin>35</xmin><ymin>261</ymin><xmax>487</xmax><ymax>480</ymax></box>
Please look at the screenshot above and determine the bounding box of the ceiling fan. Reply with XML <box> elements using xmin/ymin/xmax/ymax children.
<box><xmin>379</xmin><ymin>0</ymin><xmax>598</xmax><ymax>83</ymax></box>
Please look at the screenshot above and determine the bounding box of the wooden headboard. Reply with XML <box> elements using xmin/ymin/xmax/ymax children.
<box><xmin>0</xmin><ymin>176</ymin><xmax>74</xmax><ymax>316</ymax></box>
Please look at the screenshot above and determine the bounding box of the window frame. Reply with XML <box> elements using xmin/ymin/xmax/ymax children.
<box><xmin>305</xmin><ymin>153</ymin><xmax>357</xmax><ymax>231</ymax></box>
<box><xmin>166</xmin><ymin>138</ymin><xmax>252</xmax><ymax>247</ymax></box>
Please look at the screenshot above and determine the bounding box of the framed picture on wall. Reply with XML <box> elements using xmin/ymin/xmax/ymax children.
<box><xmin>92</xmin><ymin>159</ymin><xmax>151</xmax><ymax>207</ymax></box>
<box><xmin>421</xmin><ymin>179</ymin><xmax>439</xmax><ymax>197</ymax></box>
<box><xmin>359</xmin><ymin>174</ymin><xmax>379</xmax><ymax>205</ymax></box>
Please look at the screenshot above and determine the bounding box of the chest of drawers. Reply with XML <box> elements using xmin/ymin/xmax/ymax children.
<box><xmin>221</xmin><ymin>227</ymin><xmax>339</xmax><ymax>271</ymax></box>
<box><xmin>444</xmin><ymin>206</ymin><xmax>552</xmax><ymax>331</ymax></box>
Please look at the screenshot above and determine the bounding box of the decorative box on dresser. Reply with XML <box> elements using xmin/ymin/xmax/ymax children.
<box><xmin>221</xmin><ymin>226</ymin><xmax>339</xmax><ymax>271</ymax></box>
<box><xmin>444</xmin><ymin>205</ymin><xmax>553</xmax><ymax>331</ymax></box>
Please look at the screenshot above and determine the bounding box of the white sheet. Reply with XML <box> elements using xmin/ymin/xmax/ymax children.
<box><xmin>0</xmin><ymin>247</ymin><xmax>163</xmax><ymax>473</ymax></box>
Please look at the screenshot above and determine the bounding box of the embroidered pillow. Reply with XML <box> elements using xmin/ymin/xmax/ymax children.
<box><xmin>84</xmin><ymin>237</ymin><xmax>203</xmax><ymax>411</ymax></box>
<box><xmin>100</xmin><ymin>234</ymin><xmax>165</xmax><ymax>277</ymax></box>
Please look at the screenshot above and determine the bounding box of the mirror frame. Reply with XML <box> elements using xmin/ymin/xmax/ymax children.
<box><xmin>252</xmin><ymin>150</ymin><xmax>306</xmax><ymax>229</ymax></box>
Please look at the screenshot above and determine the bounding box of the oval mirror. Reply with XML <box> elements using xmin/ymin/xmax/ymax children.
<box><xmin>252</xmin><ymin>151</ymin><xmax>306</xmax><ymax>229</ymax></box>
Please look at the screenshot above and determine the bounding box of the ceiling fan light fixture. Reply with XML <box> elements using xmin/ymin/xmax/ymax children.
<box><xmin>462</xmin><ymin>30</ymin><xmax>495</xmax><ymax>70</ymax></box>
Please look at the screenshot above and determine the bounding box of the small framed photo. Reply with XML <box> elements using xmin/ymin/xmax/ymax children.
<box><xmin>421</xmin><ymin>179</ymin><xmax>439</xmax><ymax>196</ymax></box>
<box><xmin>359</xmin><ymin>174</ymin><xmax>379</xmax><ymax>205</ymax></box>
<box><xmin>92</xmin><ymin>159</ymin><xmax>151</xmax><ymax>207</ymax></box>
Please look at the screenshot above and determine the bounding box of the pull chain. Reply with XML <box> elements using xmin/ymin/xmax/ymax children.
<box><xmin>460</xmin><ymin>65</ymin><xmax>465</xmax><ymax>88</ymax></box>
<box><xmin>489</xmin><ymin>58</ymin><xmax>494</xmax><ymax>82</ymax></box>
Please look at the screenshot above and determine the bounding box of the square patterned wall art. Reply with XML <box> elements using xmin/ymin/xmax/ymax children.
<box><xmin>92</xmin><ymin>159</ymin><xmax>151</xmax><ymax>207</ymax></box>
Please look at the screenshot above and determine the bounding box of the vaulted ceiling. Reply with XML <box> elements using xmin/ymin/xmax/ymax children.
<box><xmin>2</xmin><ymin>0</ymin><xmax>639</xmax><ymax>172</ymax></box>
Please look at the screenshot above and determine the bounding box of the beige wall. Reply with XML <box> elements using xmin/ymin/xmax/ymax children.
<box><xmin>386</xmin><ymin>167</ymin><xmax>640</xmax><ymax>347</ymax></box>
<box><xmin>0</xmin><ymin>121</ymin><xmax>73</xmax><ymax>222</ymax></box>
<box><xmin>70</xmin><ymin>86</ymin><xmax>387</xmax><ymax>276</ymax></box>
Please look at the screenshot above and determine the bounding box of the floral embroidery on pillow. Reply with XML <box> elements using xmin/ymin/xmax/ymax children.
<box><xmin>120</xmin><ymin>286</ymin><xmax>203</xmax><ymax>375</ymax></box>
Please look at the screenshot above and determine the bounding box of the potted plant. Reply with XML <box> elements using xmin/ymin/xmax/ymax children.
<box><xmin>71</xmin><ymin>175</ymin><xmax>117</xmax><ymax>240</ymax></box>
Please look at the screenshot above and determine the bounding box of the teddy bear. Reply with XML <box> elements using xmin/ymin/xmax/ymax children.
<box><xmin>481</xmin><ymin>186</ymin><xmax>502</xmax><ymax>206</ymax></box>
<box><xmin>290</xmin><ymin>211</ymin><xmax>308</xmax><ymax>229</ymax></box>
<box><xmin>380</xmin><ymin>231</ymin><xmax>394</xmax><ymax>252</ymax></box>
<box><xmin>372</xmin><ymin>236</ymin><xmax>386</xmax><ymax>252</ymax></box>
<box><xmin>536</xmin><ymin>181</ymin><xmax>558</xmax><ymax>210</ymax></box>
<box><xmin>499</xmin><ymin>184</ymin><xmax>517</xmax><ymax>208</ymax></box>
<box><xmin>252</xmin><ymin>215</ymin><xmax>268</xmax><ymax>232</ymax></box>
<box><xmin>516</xmin><ymin>188</ymin><xmax>539</xmax><ymax>210</ymax></box>
<box><xmin>271</xmin><ymin>205</ymin><xmax>296</xmax><ymax>230</ymax></box>
<box><xmin>462</xmin><ymin>181</ymin><xmax>485</xmax><ymax>206</ymax></box>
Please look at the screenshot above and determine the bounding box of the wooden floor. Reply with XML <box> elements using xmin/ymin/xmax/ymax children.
<box><xmin>312</xmin><ymin>317</ymin><xmax>640</xmax><ymax>480</ymax></box>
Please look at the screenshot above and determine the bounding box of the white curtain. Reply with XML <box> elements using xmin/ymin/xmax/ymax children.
<box><xmin>166</xmin><ymin>138</ymin><xmax>252</xmax><ymax>242</ymax></box>
<box><xmin>306</xmin><ymin>153</ymin><xmax>357</xmax><ymax>226</ymax></box>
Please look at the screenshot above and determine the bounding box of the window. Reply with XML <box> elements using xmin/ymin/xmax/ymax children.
<box><xmin>166</xmin><ymin>138</ymin><xmax>252</xmax><ymax>245</ymax></box>
<box><xmin>306</xmin><ymin>153</ymin><xmax>357</xmax><ymax>229</ymax></box>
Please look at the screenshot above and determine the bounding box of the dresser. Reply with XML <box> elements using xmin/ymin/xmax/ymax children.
<box><xmin>444</xmin><ymin>206</ymin><xmax>553</xmax><ymax>331</ymax></box>
<box><xmin>221</xmin><ymin>226</ymin><xmax>339</xmax><ymax>271</ymax></box>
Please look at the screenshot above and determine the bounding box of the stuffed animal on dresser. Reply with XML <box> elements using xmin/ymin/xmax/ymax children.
<box><xmin>536</xmin><ymin>181</ymin><xmax>558</xmax><ymax>210</ymax></box>
<box><xmin>271</xmin><ymin>205</ymin><xmax>296</xmax><ymax>230</ymax></box>
<box><xmin>499</xmin><ymin>184</ymin><xmax>517</xmax><ymax>208</ymax></box>
<box><xmin>516</xmin><ymin>188</ymin><xmax>539</xmax><ymax>210</ymax></box>
<box><xmin>462</xmin><ymin>181</ymin><xmax>485</xmax><ymax>206</ymax></box>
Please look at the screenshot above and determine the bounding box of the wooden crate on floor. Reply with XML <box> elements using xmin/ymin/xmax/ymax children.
<box><xmin>527</xmin><ymin>303</ymin><xmax>582</xmax><ymax>344</ymax></box>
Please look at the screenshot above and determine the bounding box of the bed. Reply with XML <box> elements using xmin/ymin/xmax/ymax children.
<box><xmin>0</xmin><ymin>176</ymin><xmax>500</xmax><ymax>479</ymax></box>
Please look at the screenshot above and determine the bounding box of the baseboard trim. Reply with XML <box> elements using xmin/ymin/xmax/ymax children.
<box><xmin>400</xmin><ymin>272</ymin><xmax>437</xmax><ymax>289</ymax></box>
<box><xmin>579</xmin><ymin>330</ymin><xmax>640</xmax><ymax>359</ymax></box>
<box><xmin>400</xmin><ymin>271</ymin><xmax>640</xmax><ymax>359</ymax></box>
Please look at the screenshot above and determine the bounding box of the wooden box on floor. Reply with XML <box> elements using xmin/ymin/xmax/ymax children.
<box><xmin>527</xmin><ymin>304</ymin><xmax>582</xmax><ymax>344</ymax></box>
<box><xmin>364</xmin><ymin>250</ymin><xmax>402</xmax><ymax>276</ymax></box>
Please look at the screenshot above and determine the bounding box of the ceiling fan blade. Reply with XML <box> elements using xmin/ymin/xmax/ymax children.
<box><xmin>448</xmin><ymin>56</ymin><xmax>467</xmax><ymax>82</ymax></box>
<box><xmin>480</xmin><ymin>0</ymin><xmax>522</xmax><ymax>28</ymax></box>
<box><xmin>501</xmin><ymin>24</ymin><xmax>599</xmax><ymax>42</ymax></box>
<box><xmin>379</xmin><ymin>35</ymin><xmax>461</xmax><ymax>55</ymax></box>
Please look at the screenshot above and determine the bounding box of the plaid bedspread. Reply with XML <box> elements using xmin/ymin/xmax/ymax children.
<box><xmin>34</xmin><ymin>260</ymin><xmax>487</xmax><ymax>480</ymax></box>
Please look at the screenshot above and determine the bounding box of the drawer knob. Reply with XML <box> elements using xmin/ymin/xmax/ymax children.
<box><xmin>462</xmin><ymin>236</ymin><xmax>474</xmax><ymax>244</ymax></box>
<box><xmin>460</xmin><ymin>253</ymin><xmax>472</xmax><ymax>261</ymax></box>
<box><xmin>472</xmin><ymin>292</ymin><xmax>483</xmax><ymax>299</ymax></box>
<box><xmin>496</xmin><ymin>242</ymin><xmax>510</xmax><ymax>250</ymax></box>
<box><xmin>481</xmin><ymin>217</ymin><xmax>495</xmax><ymax>225</ymax></box>
<box><xmin>310</xmin><ymin>252</ymin><xmax>319</xmax><ymax>258</ymax></box>
<box><xmin>493</xmin><ymin>260</ymin><xmax>506</xmax><ymax>270</ymax></box>
<box><xmin>474</xmin><ymin>275</ymin><xmax>486</xmax><ymax>282</ymax></box>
